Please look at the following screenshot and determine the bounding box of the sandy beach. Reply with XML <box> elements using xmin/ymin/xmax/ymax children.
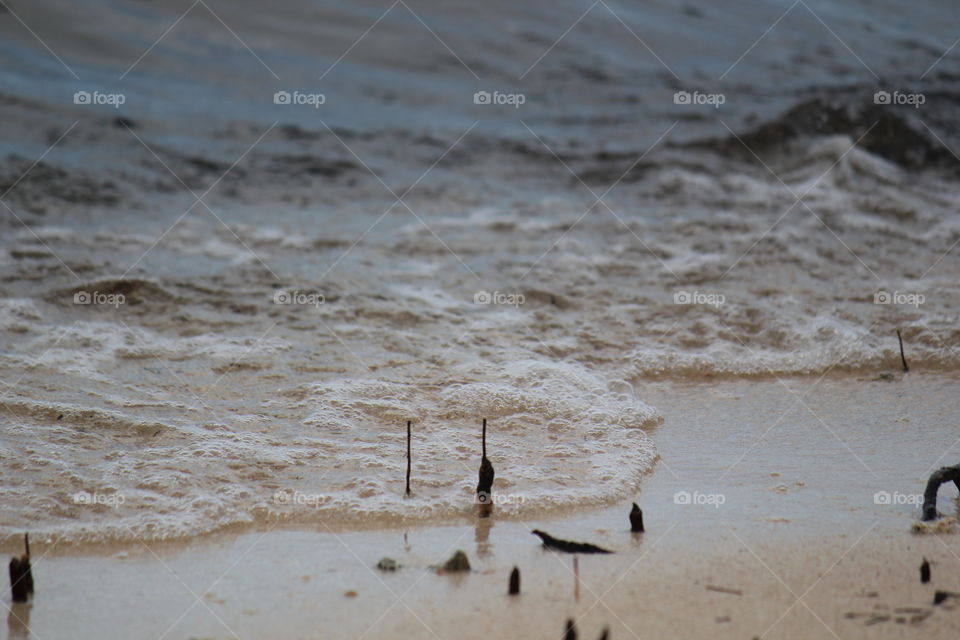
<box><xmin>6</xmin><ymin>374</ymin><xmax>960</xmax><ymax>639</ymax></box>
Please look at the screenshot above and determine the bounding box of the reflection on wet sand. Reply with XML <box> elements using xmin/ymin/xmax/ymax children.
<box><xmin>7</xmin><ymin>603</ymin><xmax>31</xmax><ymax>640</ymax></box>
<box><xmin>475</xmin><ymin>517</ymin><xmax>494</xmax><ymax>558</ymax></box>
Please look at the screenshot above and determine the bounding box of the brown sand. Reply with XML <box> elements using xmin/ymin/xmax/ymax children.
<box><xmin>5</xmin><ymin>373</ymin><xmax>960</xmax><ymax>639</ymax></box>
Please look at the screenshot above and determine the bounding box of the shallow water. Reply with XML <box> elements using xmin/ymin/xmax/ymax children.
<box><xmin>1</xmin><ymin>0</ymin><xmax>960</xmax><ymax>543</ymax></box>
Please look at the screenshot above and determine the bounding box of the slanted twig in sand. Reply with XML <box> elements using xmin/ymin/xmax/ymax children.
<box><xmin>477</xmin><ymin>418</ymin><xmax>495</xmax><ymax>517</ymax></box>
<box><xmin>897</xmin><ymin>329</ymin><xmax>909</xmax><ymax>373</ymax></box>
<box><xmin>406</xmin><ymin>420</ymin><xmax>412</xmax><ymax>496</ymax></box>
<box><xmin>8</xmin><ymin>534</ymin><xmax>33</xmax><ymax>603</ymax></box>
<box><xmin>705</xmin><ymin>584</ymin><xmax>743</xmax><ymax>596</ymax></box>
<box><xmin>921</xmin><ymin>464</ymin><xmax>960</xmax><ymax>521</ymax></box>
<box><xmin>531</xmin><ymin>529</ymin><xmax>613</xmax><ymax>554</ymax></box>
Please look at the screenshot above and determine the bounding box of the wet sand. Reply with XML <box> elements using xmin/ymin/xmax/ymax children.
<box><xmin>5</xmin><ymin>373</ymin><xmax>960</xmax><ymax>639</ymax></box>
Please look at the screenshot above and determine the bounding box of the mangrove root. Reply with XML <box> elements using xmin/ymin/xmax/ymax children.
<box><xmin>921</xmin><ymin>464</ymin><xmax>960</xmax><ymax>521</ymax></box>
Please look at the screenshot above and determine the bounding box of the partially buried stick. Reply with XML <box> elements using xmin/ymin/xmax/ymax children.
<box><xmin>406</xmin><ymin>420</ymin><xmax>412</xmax><ymax>496</ymax></box>
<box><xmin>629</xmin><ymin>502</ymin><xmax>644</xmax><ymax>533</ymax></box>
<box><xmin>8</xmin><ymin>534</ymin><xmax>33</xmax><ymax>603</ymax></box>
<box><xmin>897</xmin><ymin>329</ymin><xmax>909</xmax><ymax>373</ymax></box>
<box><xmin>508</xmin><ymin>566</ymin><xmax>520</xmax><ymax>595</ymax></box>
<box><xmin>477</xmin><ymin>418</ymin><xmax>495</xmax><ymax>517</ymax></box>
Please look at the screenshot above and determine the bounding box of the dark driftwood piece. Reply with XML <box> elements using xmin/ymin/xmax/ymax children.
<box><xmin>921</xmin><ymin>558</ymin><xmax>931</xmax><ymax>583</ymax></box>
<box><xmin>477</xmin><ymin>419</ymin><xmax>495</xmax><ymax>517</ymax></box>
<box><xmin>8</xmin><ymin>534</ymin><xmax>33</xmax><ymax>603</ymax></box>
<box><xmin>597</xmin><ymin>628</ymin><xmax>609</xmax><ymax>640</ymax></box>
<box><xmin>897</xmin><ymin>329</ymin><xmax>909</xmax><ymax>372</ymax></box>
<box><xmin>921</xmin><ymin>464</ymin><xmax>960</xmax><ymax>521</ymax></box>
<box><xmin>508</xmin><ymin>566</ymin><xmax>520</xmax><ymax>595</ymax></box>
<box><xmin>934</xmin><ymin>590</ymin><xmax>955</xmax><ymax>605</ymax></box>
<box><xmin>406</xmin><ymin>420</ymin><xmax>412</xmax><ymax>496</ymax></box>
<box><xmin>564</xmin><ymin>619</ymin><xmax>577</xmax><ymax>640</ymax></box>
<box><xmin>532</xmin><ymin>529</ymin><xmax>613</xmax><ymax>554</ymax></box>
<box><xmin>629</xmin><ymin>502</ymin><xmax>644</xmax><ymax>533</ymax></box>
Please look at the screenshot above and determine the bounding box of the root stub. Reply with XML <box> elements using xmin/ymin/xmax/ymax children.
<box><xmin>921</xmin><ymin>464</ymin><xmax>960</xmax><ymax>521</ymax></box>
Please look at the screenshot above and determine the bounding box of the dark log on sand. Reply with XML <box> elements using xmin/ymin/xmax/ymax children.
<box><xmin>564</xmin><ymin>619</ymin><xmax>577</xmax><ymax>640</ymax></box>
<box><xmin>921</xmin><ymin>558</ymin><xmax>931</xmax><ymax>584</ymax></box>
<box><xmin>532</xmin><ymin>529</ymin><xmax>613</xmax><ymax>554</ymax></box>
<box><xmin>8</xmin><ymin>534</ymin><xmax>33</xmax><ymax>603</ymax></box>
<box><xmin>921</xmin><ymin>464</ymin><xmax>960</xmax><ymax>521</ymax></box>
<box><xmin>629</xmin><ymin>502</ymin><xmax>644</xmax><ymax>533</ymax></box>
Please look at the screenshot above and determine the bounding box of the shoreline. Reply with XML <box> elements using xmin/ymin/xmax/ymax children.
<box><xmin>6</xmin><ymin>373</ymin><xmax>960</xmax><ymax>638</ymax></box>
<box><xmin>0</xmin><ymin>368</ymin><xmax>938</xmax><ymax>552</ymax></box>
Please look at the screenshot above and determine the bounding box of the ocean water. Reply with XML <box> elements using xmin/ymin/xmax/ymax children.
<box><xmin>1</xmin><ymin>0</ymin><xmax>959</xmax><ymax>543</ymax></box>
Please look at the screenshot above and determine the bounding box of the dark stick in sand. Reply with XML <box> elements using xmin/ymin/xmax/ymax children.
<box><xmin>482</xmin><ymin>417</ymin><xmax>487</xmax><ymax>459</ymax></box>
<box><xmin>921</xmin><ymin>464</ymin><xmax>960</xmax><ymax>521</ymax></box>
<box><xmin>897</xmin><ymin>329</ymin><xmax>909</xmax><ymax>372</ymax></box>
<box><xmin>532</xmin><ymin>529</ymin><xmax>613</xmax><ymax>554</ymax></box>
<box><xmin>8</xmin><ymin>534</ymin><xmax>33</xmax><ymax>603</ymax></box>
<box><xmin>564</xmin><ymin>619</ymin><xmax>577</xmax><ymax>640</ymax></box>
<box><xmin>921</xmin><ymin>558</ymin><xmax>931</xmax><ymax>583</ymax></box>
<box><xmin>406</xmin><ymin>420</ymin><xmax>412</xmax><ymax>496</ymax></box>
<box><xmin>508</xmin><ymin>566</ymin><xmax>520</xmax><ymax>595</ymax></box>
<box><xmin>597</xmin><ymin>628</ymin><xmax>609</xmax><ymax>640</ymax></box>
<box><xmin>477</xmin><ymin>419</ymin><xmax>495</xmax><ymax>517</ymax></box>
<box><xmin>629</xmin><ymin>502</ymin><xmax>644</xmax><ymax>533</ymax></box>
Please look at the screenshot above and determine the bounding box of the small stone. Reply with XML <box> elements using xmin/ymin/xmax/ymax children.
<box><xmin>344</xmin><ymin>590</ymin><xmax>358</xmax><ymax>598</ymax></box>
<box><xmin>442</xmin><ymin>550</ymin><xmax>470</xmax><ymax>572</ymax></box>
<box><xmin>377</xmin><ymin>557</ymin><xmax>400</xmax><ymax>571</ymax></box>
